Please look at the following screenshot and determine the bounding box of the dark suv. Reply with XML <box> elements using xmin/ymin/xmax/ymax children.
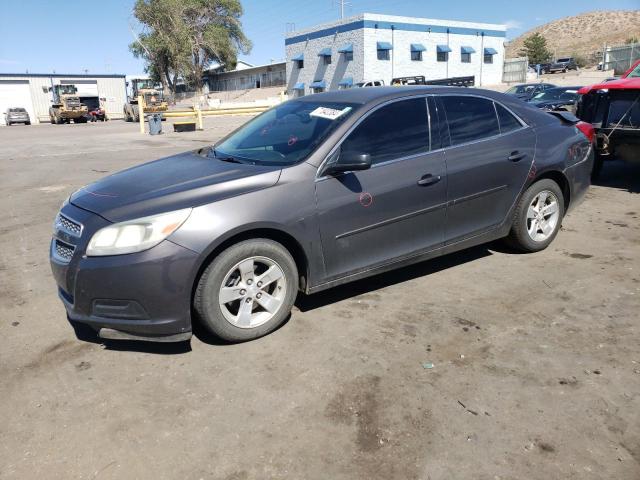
<box><xmin>50</xmin><ymin>87</ymin><xmax>594</xmax><ymax>343</ymax></box>
<box><xmin>548</xmin><ymin>58</ymin><xmax>578</xmax><ymax>74</ymax></box>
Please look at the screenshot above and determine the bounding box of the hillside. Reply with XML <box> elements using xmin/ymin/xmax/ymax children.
<box><xmin>506</xmin><ymin>10</ymin><xmax>640</xmax><ymax>61</ymax></box>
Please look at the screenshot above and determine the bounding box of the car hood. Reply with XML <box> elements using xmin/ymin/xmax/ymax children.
<box><xmin>529</xmin><ymin>99</ymin><xmax>571</xmax><ymax>108</ymax></box>
<box><xmin>579</xmin><ymin>77</ymin><xmax>640</xmax><ymax>94</ymax></box>
<box><xmin>71</xmin><ymin>151</ymin><xmax>282</xmax><ymax>222</ymax></box>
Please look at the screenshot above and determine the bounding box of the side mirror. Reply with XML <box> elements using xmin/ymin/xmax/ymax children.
<box><xmin>324</xmin><ymin>151</ymin><xmax>372</xmax><ymax>176</ymax></box>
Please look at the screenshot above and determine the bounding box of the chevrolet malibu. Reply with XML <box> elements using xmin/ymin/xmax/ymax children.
<box><xmin>50</xmin><ymin>87</ymin><xmax>594</xmax><ymax>343</ymax></box>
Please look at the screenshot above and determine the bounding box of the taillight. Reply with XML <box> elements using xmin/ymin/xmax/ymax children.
<box><xmin>576</xmin><ymin>121</ymin><xmax>595</xmax><ymax>143</ymax></box>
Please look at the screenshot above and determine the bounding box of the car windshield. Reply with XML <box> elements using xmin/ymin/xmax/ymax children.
<box><xmin>532</xmin><ymin>88</ymin><xmax>579</xmax><ymax>101</ymax></box>
<box><xmin>557</xmin><ymin>58</ymin><xmax>571</xmax><ymax>63</ymax></box>
<box><xmin>626</xmin><ymin>63</ymin><xmax>640</xmax><ymax>78</ymax></box>
<box><xmin>9</xmin><ymin>108</ymin><xmax>26</xmax><ymax>112</ymax></box>
<box><xmin>506</xmin><ymin>85</ymin><xmax>535</xmax><ymax>94</ymax></box>
<box><xmin>214</xmin><ymin>100</ymin><xmax>356</xmax><ymax>166</ymax></box>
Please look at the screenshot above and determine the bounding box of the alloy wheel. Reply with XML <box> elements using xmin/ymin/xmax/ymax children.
<box><xmin>526</xmin><ymin>190</ymin><xmax>560</xmax><ymax>242</ymax></box>
<box><xmin>218</xmin><ymin>256</ymin><xmax>287</xmax><ymax>328</ymax></box>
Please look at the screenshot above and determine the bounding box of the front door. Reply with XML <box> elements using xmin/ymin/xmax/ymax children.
<box><xmin>315</xmin><ymin>97</ymin><xmax>447</xmax><ymax>280</ymax></box>
<box><xmin>438</xmin><ymin>95</ymin><xmax>535</xmax><ymax>243</ymax></box>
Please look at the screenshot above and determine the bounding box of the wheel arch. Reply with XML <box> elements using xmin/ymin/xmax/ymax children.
<box><xmin>531</xmin><ymin>169</ymin><xmax>571</xmax><ymax>211</ymax></box>
<box><xmin>190</xmin><ymin>227</ymin><xmax>310</xmax><ymax>304</ymax></box>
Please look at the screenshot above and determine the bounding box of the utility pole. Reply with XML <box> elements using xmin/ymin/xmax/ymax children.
<box><xmin>335</xmin><ymin>0</ymin><xmax>351</xmax><ymax>20</ymax></box>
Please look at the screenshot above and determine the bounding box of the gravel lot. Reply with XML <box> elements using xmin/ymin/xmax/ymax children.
<box><xmin>1</xmin><ymin>118</ymin><xmax>639</xmax><ymax>480</ymax></box>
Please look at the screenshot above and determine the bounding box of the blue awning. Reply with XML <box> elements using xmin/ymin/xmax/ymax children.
<box><xmin>317</xmin><ymin>48</ymin><xmax>332</xmax><ymax>57</ymax></box>
<box><xmin>461</xmin><ymin>46</ymin><xmax>476</xmax><ymax>54</ymax></box>
<box><xmin>338</xmin><ymin>77</ymin><xmax>353</xmax><ymax>87</ymax></box>
<box><xmin>377</xmin><ymin>41</ymin><xmax>393</xmax><ymax>50</ymax></box>
<box><xmin>338</xmin><ymin>43</ymin><xmax>353</xmax><ymax>53</ymax></box>
<box><xmin>292</xmin><ymin>82</ymin><xmax>304</xmax><ymax>90</ymax></box>
<box><xmin>310</xmin><ymin>80</ymin><xmax>326</xmax><ymax>89</ymax></box>
<box><xmin>437</xmin><ymin>45</ymin><xmax>452</xmax><ymax>53</ymax></box>
<box><xmin>410</xmin><ymin>43</ymin><xmax>426</xmax><ymax>52</ymax></box>
<box><xmin>484</xmin><ymin>47</ymin><xmax>498</xmax><ymax>55</ymax></box>
<box><xmin>292</xmin><ymin>53</ymin><xmax>304</xmax><ymax>61</ymax></box>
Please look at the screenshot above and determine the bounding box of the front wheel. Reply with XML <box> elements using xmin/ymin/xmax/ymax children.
<box><xmin>194</xmin><ymin>239</ymin><xmax>298</xmax><ymax>342</ymax></box>
<box><xmin>506</xmin><ymin>179</ymin><xmax>564</xmax><ymax>252</ymax></box>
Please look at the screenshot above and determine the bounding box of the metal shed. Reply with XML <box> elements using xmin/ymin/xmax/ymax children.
<box><xmin>0</xmin><ymin>73</ymin><xmax>126</xmax><ymax>125</ymax></box>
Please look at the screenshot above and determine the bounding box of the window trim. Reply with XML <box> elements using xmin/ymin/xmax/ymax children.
<box><xmin>316</xmin><ymin>95</ymin><xmax>432</xmax><ymax>180</ymax></box>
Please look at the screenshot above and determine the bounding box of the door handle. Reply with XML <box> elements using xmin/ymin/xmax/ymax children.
<box><xmin>508</xmin><ymin>151</ymin><xmax>526</xmax><ymax>162</ymax></box>
<box><xmin>417</xmin><ymin>174</ymin><xmax>441</xmax><ymax>186</ymax></box>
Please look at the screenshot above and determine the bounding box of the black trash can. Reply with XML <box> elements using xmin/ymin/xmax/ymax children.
<box><xmin>148</xmin><ymin>114</ymin><xmax>163</xmax><ymax>135</ymax></box>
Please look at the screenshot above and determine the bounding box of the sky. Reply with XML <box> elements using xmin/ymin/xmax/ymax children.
<box><xmin>0</xmin><ymin>0</ymin><xmax>637</xmax><ymax>75</ymax></box>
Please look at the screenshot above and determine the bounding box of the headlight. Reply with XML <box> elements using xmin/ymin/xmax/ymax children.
<box><xmin>86</xmin><ymin>208</ymin><xmax>192</xmax><ymax>256</ymax></box>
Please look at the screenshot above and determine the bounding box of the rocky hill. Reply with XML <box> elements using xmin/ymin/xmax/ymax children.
<box><xmin>506</xmin><ymin>10</ymin><xmax>640</xmax><ymax>61</ymax></box>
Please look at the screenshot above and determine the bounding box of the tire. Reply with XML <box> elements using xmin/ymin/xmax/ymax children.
<box><xmin>5</xmin><ymin>121</ymin><xmax>10</xmax><ymax>126</ymax></box>
<box><xmin>25</xmin><ymin>121</ymin><xmax>30</xmax><ymax>125</ymax></box>
<box><xmin>194</xmin><ymin>239</ymin><xmax>298</xmax><ymax>342</ymax></box>
<box><xmin>506</xmin><ymin>179</ymin><xmax>565</xmax><ymax>252</ymax></box>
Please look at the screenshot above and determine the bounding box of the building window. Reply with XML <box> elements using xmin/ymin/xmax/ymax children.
<box><xmin>312</xmin><ymin>87</ymin><xmax>325</xmax><ymax>94</ymax></box>
<box><xmin>411</xmin><ymin>51</ymin><xmax>422</xmax><ymax>61</ymax></box>
<box><xmin>344</xmin><ymin>51</ymin><xmax>353</xmax><ymax>61</ymax></box>
<box><xmin>296</xmin><ymin>60</ymin><xmax>304</xmax><ymax>69</ymax></box>
<box><xmin>461</xmin><ymin>52</ymin><xmax>471</xmax><ymax>63</ymax></box>
<box><xmin>437</xmin><ymin>51</ymin><xmax>448</xmax><ymax>62</ymax></box>
<box><xmin>484</xmin><ymin>54</ymin><xmax>493</xmax><ymax>64</ymax></box>
<box><xmin>377</xmin><ymin>49</ymin><xmax>390</xmax><ymax>61</ymax></box>
<box><xmin>323</xmin><ymin>56</ymin><xmax>331</xmax><ymax>65</ymax></box>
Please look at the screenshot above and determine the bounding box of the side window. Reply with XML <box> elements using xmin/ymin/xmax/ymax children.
<box><xmin>440</xmin><ymin>96</ymin><xmax>500</xmax><ymax>146</ymax></box>
<box><xmin>495</xmin><ymin>103</ymin><xmax>522</xmax><ymax>134</ymax></box>
<box><xmin>341</xmin><ymin>98</ymin><xmax>429</xmax><ymax>164</ymax></box>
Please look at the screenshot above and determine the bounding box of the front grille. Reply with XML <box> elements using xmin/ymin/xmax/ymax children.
<box><xmin>56</xmin><ymin>214</ymin><xmax>82</xmax><ymax>237</ymax></box>
<box><xmin>54</xmin><ymin>239</ymin><xmax>75</xmax><ymax>263</ymax></box>
<box><xmin>65</xmin><ymin>97</ymin><xmax>81</xmax><ymax>107</ymax></box>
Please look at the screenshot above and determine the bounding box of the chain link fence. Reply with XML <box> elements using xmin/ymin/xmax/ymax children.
<box><xmin>604</xmin><ymin>43</ymin><xmax>639</xmax><ymax>75</ymax></box>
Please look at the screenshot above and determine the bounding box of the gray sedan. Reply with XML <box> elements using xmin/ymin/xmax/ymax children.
<box><xmin>50</xmin><ymin>87</ymin><xmax>594</xmax><ymax>343</ymax></box>
<box><xmin>4</xmin><ymin>107</ymin><xmax>31</xmax><ymax>125</ymax></box>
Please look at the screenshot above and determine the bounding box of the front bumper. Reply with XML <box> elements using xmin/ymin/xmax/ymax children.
<box><xmin>50</xmin><ymin>203</ymin><xmax>199</xmax><ymax>341</ymax></box>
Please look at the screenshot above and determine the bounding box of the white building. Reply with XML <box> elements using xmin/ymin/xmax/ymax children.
<box><xmin>0</xmin><ymin>73</ymin><xmax>126</xmax><ymax>124</ymax></box>
<box><xmin>285</xmin><ymin>13</ymin><xmax>506</xmax><ymax>95</ymax></box>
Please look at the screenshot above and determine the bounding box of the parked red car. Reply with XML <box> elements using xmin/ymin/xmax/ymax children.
<box><xmin>576</xmin><ymin>60</ymin><xmax>640</xmax><ymax>178</ymax></box>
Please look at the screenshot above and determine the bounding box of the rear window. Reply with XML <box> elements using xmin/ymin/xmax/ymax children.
<box><xmin>607</xmin><ymin>96</ymin><xmax>640</xmax><ymax>128</ymax></box>
<box><xmin>557</xmin><ymin>58</ymin><xmax>572</xmax><ymax>63</ymax></box>
<box><xmin>495</xmin><ymin>103</ymin><xmax>522</xmax><ymax>134</ymax></box>
<box><xmin>441</xmin><ymin>96</ymin><xmax>500</xmax><ymax>145</ymax></box>
<box><xmin>9</xmin><ymin>108</ymin><xmax>26</xmax><ymax>112</ymax></box>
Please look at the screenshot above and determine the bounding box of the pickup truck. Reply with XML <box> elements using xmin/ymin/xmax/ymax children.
<box><xmin>548</xmin><ymin>57</ymin><xmax>578</xmax><ymax>74</ymax></box>
<box><xmin>576</xmin><ymin>59</ymin><xmax>640</xmax><ymax>178</ymax></box>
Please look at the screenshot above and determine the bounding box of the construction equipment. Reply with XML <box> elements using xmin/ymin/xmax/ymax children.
<box><xmin>123</xmin><ymin>78</ymin><xmax>168</xmax><ymax>122</ymax></box>
<box><xmin>49</xmin><ymin>84</ymin><xmax>88</xmax><ymax>124</ymax></box>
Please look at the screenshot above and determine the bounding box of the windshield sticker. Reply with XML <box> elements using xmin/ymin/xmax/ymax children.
<box><xmin>309</xmin><ymin>106</ymin><xmax>352</xmax><ymax>120</ymax></box>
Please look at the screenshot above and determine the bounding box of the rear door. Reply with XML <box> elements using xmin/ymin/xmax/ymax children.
<box><xmin>438</xmin><ymin>95</ymin><xmax>535</xmax><ymax>243</ymax></box>
<box><xmin>315</xmin><ymin>97</ymin><xmax>447</xmax><ymax>280</ymax></box>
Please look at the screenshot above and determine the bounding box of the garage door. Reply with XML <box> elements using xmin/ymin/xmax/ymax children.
<box><xmin>61</xmin><ymin>80</ymin><xmax>98</xmax><ymax>97</ymax></box>
<box><xmin>0</xmin><ymin>81</ymin><xmax>36</xmax><ymax>126</ymax></box>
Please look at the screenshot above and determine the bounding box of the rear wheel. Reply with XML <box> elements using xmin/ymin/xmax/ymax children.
<box><xmin>194</xmin><ymin>239</ymin><xmax>298</xmax><ymax>342</ymax></box>
<box><xmin>506</xmin><ymin>179</ymin><xmax>564</xmax><ymax>252</ymax></box>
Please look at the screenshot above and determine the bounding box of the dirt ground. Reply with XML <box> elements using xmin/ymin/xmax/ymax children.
<box><xmin>1</xmin><ymin>118</ymin><xmax>639</xmax><ymax>480</ymax></box>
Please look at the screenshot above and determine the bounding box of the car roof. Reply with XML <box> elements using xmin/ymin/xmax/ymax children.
<box><xmin>296</xmin><ymin>86</ymin><xmax>514</xmax><ymax>105</ymax></box>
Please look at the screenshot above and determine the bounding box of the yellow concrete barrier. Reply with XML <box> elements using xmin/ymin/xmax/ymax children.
<box><xmin>138</xmin><ymin>102</ymin><xmax>271</xmax><ymax>133</ymax></box>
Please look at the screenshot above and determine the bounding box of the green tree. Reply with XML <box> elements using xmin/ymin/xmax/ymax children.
<box><xmin>131</xmin><ymin>0</ymin><xmax>252</xmax><ymax>93</ymax></box>
<box><xmin>519</xmin><ymin>32</ymin><xmax>552</xmax><ymax>64</ymax></box>
<box><xmin>130</xmin><ymin>31</ymin><xmax>182</xmax><ymax>94</ymax></box>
